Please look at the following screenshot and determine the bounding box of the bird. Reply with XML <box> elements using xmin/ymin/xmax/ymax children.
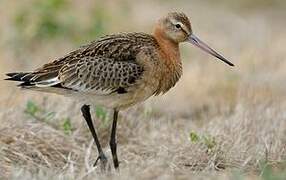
<box><xmin>5</xmin><ymin>12</ymin><xmax>234</xmax><ymax>171</ymax></box>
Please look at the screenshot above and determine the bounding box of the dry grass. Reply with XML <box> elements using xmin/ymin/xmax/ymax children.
<box><xmin>1</xmin><ymin>0</ymin><xmax>286</xmax><ymax>179</ymax></box>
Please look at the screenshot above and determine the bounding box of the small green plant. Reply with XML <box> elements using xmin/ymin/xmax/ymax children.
<box><xmin>62</xmin><ymin>118</ymin><xmax>72</xmax><ymax>135</ymax></box>
<box><xmin>190</xmin><ymin>131</ymin><xmax>200</xmax><ymax>143</ymax></box>
<box><xmin>95</xmin><ymin>106</ymin><xmax>107</xmax><ymax>120</ymax></box>
<box><xmin>25</xmin><ymin>100</ymin><xmax>40</xmax><ymax>118</ymax></box>
<box><xmin>202</xmin><ymin>135</ymin><xmax>216</xmax><ymax>151</ymax></box>
<box><xmin>95</xmin><ymin>106</ymin><xmax>110</xmax><ymax>128</ymax></box>
<box><xmin>189</xmin><ymin>131</ymin><xmax>217</xmax><ymax>152</ymax></box>
<box><xmin>24</xmin><ymin>100</ymin><xmax>55</xmax><ymax>121</ymax></box>
<box><xmin>24</xmin><ymin>100</ymin><xmax>72</xmax><ymax>135</ymax></box>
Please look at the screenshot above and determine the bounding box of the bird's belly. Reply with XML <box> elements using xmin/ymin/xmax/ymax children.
<box><xmin>77</xmin><ymin>82</ymin><xmax>157</xmax><ymax>110</ymax></box>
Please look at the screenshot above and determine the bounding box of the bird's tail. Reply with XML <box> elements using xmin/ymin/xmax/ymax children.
<box><xmin>5</xmin><ymin>72</ymin><xmax>60</xmax><ymax>88</ymax></box>
<box><xmin>5</xmin><ymin>72</ymin><xmax>35</xmax><ymax>87</ymax></box>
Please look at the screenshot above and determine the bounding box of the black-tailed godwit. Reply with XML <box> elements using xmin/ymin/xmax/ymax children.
<box><xmin>5</xmin><ymin>12</ymin><xmax>234</xmax><ymax>170</ymax></box>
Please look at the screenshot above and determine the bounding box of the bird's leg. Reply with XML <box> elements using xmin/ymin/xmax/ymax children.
<box><xmin>81</xmin><ymin>104</ymin><xmax>108</xmax><ymax>171</ymax></box>
<box><xmin>110</xmin><ymin>109</ymin><xmax>119</xmax><ymax>169</ymax></box>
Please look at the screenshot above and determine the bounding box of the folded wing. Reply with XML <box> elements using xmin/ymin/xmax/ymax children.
<box><xmin>6</xmin><ymin>56</ymin><xmax>144</xmax><ymax>95</ymax></box>
<box><xmin>59</xmin><ymin>56</ymin><xmax>144</xmax><ymax>94</ymax></box>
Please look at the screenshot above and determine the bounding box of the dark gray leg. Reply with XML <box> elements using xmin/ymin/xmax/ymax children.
<box><xmin>81</xmin><ymin>104</ymin><xmax>107</xmax><ymax>170</ymax></box>
<box><xmin>110</xmin><ymin>109</ymin><xmax>119</xmax><ymax>169</ymax></box>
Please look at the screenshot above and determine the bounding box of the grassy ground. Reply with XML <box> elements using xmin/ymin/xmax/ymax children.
<box><xmin>1</xmin><ymin>0</ymin><xmax>286</xmax><ymax>179</ymax></box>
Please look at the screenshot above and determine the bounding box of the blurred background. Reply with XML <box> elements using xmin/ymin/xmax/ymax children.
<box><xmin>0</xmin><ymin>0</ymin><xmax>286</xmax><ymax>179</ymax></box>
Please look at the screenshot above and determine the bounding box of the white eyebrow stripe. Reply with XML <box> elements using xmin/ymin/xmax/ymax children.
<box><xmin>170</xmin><ymin>18</ymin><xmax>190</xmax><ymax>34</ymax></box>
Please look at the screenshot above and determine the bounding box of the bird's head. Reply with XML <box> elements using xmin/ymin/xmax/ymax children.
<box><xmin>155</xmin><ymin>12</ymin><xmax>234</xmax><ymax>66</ymax></box>
<box><xmin>156</xmin><ymin>12</ymin><xmax>192</xmax><ymax>43</ymax></box>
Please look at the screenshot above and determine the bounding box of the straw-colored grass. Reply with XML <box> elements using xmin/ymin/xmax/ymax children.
<box><xmin>1</xmin><ymin>0</ymin><xmax>286</xmax><ymax>179</ymax></box>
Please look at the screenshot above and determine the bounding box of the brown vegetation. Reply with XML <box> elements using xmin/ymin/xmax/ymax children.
<box><xmin>0</xmin><ymin>0</ymin><xmax>285</xmax><ymax>179</ymax></box>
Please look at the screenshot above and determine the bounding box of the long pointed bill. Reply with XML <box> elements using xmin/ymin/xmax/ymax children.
<box><xmin>188</xmin><ymin>34</ymin><xmax>234</xmax><ymax>66</ymax></box>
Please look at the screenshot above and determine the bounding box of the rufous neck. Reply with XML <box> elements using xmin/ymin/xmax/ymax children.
<box><xmin>154</xmin><ymin>27</ymin><xmax>178</xmax><ymax>48</ymax></box>
<box><xmin>153</xmin><ymin>26</ymin><xmax>180</xmax><ymax>61</ymax></box>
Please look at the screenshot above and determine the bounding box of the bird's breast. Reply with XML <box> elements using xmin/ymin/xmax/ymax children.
<box><xmin>153</xmin><ymin>43</ymin><xmax>182</xmax><ymax>95</ymax></box>
<box><xmin>154</xmin><ymin>59</ymin><xmax>182</xmax><ymax>95</ymax></box>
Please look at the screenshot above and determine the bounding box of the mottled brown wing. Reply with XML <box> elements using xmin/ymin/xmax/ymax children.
<box><xmin>58</xmin><ymin>56</ymin><xmax>144</xmax><ymax>94</ymax></box>
<box><xmin>5</xmin><ymin>33</ymin><xmax>155</xmax><ymax>90</ymax></box>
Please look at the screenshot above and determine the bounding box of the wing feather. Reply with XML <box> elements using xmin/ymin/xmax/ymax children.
<box><xmin>59</xmin><ymin>56</ymin><xmax>144</xmax><ymax>94</ymax></box>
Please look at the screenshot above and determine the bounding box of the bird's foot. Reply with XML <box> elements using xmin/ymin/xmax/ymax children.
<box><xmin>94</xmin><ymin>153</ymin><xmax>109</xmax><ymax>172</ymax></box>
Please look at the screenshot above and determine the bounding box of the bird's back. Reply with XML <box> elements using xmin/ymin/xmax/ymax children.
<box><xmin>6</xmin><ymin>33</ymin><xmax>159</xmax><ymax>91</ymax></box>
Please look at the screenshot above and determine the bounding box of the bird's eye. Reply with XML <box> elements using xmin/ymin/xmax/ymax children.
<box><xmin>175</xmin><ymin>24</ymin><xmax>181</xmax><ymax>29</ymax></box>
